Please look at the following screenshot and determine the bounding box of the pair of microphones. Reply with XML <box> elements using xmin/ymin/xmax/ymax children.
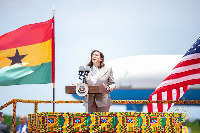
<box><xmin>78</xmin><ymin>66</ymin><xmax>90</xmax><ymax>83</ymax></box>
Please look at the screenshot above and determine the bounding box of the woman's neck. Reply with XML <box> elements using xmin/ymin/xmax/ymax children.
<box><xmin>93</xmin><ymin>63</ymin><xmax>100</xmax><ymax>68</ymax></box>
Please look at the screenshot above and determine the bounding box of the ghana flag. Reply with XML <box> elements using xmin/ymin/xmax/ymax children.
<box><xmin>0</xmin><ymin>18</ymin><xmax>55</xmax><ymax>86</ymax></box>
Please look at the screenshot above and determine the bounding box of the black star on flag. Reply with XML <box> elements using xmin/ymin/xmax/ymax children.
<box><xmin>7</xmin><ymin>49</ymin><xmax>27</xmax><ymax>66</ymax></box>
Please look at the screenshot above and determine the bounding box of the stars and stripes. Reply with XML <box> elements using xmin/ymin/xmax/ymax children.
<box><xmin>148</xmin><ymin>37</ymin><xmax>200</xmax><ymax>112</ymax></box>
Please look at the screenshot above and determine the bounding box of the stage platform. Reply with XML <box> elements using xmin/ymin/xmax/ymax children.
<box><xmin>28</xmin><ymin>112</ymin><xmax>184</xmax><ymax>132</ymax></box>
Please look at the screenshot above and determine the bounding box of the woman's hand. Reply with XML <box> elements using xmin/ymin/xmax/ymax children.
<box><xmin>72</xmin><ymin>83</ymin><xmax>79</xmax><ymax>86</ymax></box>
<box><xmin>103</xmin><ymin>83</ymin><xmax>115</xmax><ymax>92</ymax></box>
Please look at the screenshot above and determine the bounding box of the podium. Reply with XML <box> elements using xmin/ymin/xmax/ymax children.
<box><xmin>65</xmin><ymin>85</ymin><xmax>109</xmax><ymax>94</ymax></box>
<box><xmin>65</xmin><ymin>85</ymin><xmax>109</xmax><ymax>112</ymax></box>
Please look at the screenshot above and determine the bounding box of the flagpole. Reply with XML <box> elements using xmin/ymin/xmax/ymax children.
<box><xmin>52</xmin><ymin>4</ymin><xmax>55</xmax><ymax>112</ymax></box>
<box><xmin>53</xmin><ymin>83</ymin><xmax>55</xmax><ymax>112</ymax></box>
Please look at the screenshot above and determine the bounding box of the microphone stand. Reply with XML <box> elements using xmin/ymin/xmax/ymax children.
<box><xmin>83</xmin><ymin>71</ymin><xmax>89</xmax><ymax>112</ymax></box>
<box><xmin>78</xmin><ymin>68</ymin><xmax>90</xmax><ymax>112</ymax></box>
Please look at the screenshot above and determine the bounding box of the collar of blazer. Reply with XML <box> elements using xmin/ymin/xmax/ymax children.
<box><xmin>88</xmin><ymin>66</ymin><xmax>108</xmax><ymax>85</ymax></box>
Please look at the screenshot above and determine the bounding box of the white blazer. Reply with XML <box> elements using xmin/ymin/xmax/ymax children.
<box><xmin>85</xmin><ymin>65</ymin><xmax>115</xmax><ymax>107</ymax></box>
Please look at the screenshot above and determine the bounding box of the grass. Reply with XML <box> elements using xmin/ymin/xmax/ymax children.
<box><xmin>186</xmin><ymin>119</ymin><xmax>200</xmax><ymax>133</ymax></box>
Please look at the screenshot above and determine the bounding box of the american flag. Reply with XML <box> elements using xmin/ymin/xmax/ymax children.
<box><xmin>148</xmin><ymin>37</ymin><xmax>200</xmax><ymax>112</ymax></box>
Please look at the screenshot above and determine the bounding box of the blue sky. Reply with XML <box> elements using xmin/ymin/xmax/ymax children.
<box><xmin>0</xmin><ymin>0</ymin><xmax>200</xmax><ymax>118</ymax></box>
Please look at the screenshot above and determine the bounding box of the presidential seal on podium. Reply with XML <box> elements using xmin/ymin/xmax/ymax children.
<box><xmin>76</xmin><ymin>83</ymin><xmax>88</xmax><ymax>97</ymax></box>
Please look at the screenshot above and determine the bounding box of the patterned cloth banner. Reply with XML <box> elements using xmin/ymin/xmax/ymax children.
<box><xmin>28</xmin><ymin>112</ymin><xmax>184</xmax><ymax>133</ymax></box>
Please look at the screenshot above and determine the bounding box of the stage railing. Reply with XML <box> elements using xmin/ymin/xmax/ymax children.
<box><xmin>0</xmin><ymin>99</ymin><xmax>200</xmax><ymax>132</ymax></box>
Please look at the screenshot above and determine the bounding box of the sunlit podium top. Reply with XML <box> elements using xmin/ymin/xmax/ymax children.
<box><xmin>65</xmin><ymin>86</ymin><xmax>109</xmax><ymax>94</ymax></box>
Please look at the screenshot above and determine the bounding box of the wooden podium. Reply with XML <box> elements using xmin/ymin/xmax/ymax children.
<box><xmin>65</xmin><ymin>85</ymin><xmax>109</xmax><ymax>94</ymax></box>
<box><xmin>65</xmin><ymin>85</ymin><xmax>108</xmax><ymax>112</ymax></box>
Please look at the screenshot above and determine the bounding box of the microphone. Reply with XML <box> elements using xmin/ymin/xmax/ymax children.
<box><xmin>84</xmin><ymin>66</ymin><xmax>90</xmax><ymax>76</ymax></box>
<box><xmin>78</xmin><ymin>66</ymin><xmax>90</xmax><ymax>82</ymax></box>
<box><xmin>79</xmin><ymin>66</ymin><xmax>85</xmax><ymax>74</ymax></box>
<box><xmin>78</xmin><ymin>66</ymin><xmax>85</xmax><ymax>79</ymax></box>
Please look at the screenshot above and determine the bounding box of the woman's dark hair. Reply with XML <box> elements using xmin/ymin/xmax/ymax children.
<box><xmin>87</xmin><ymin>50</ymin><xmax>105</xmax><ymax>68</ymax></box>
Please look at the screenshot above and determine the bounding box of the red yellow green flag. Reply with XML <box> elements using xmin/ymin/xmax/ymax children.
<box><xmin>0</xmin><ymin>18</ymin><xmax>55</xmax><ymax>86</ymax></box>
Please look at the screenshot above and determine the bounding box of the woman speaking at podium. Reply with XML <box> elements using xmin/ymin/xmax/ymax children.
<box><xmin>84</xmin><ymin>50</ymin><xmax>116</xmax><ymax>112</ymax></box>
